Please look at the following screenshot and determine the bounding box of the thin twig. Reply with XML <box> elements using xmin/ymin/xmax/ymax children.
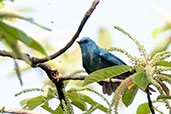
<box><xmin>0</xmin><ymin>0</ymin><xmax>100</xmax><ymax>111</ymax></box>
<box><xmin>146</xmin><ymin>86</ymin><xmax>155</xmax><ymax>114</ymax></box>
<box><xmin>31</xmin><ymin>0</ymin><xmax>100</xmax><ymax>65</ymax></box>
<box><xmin>0</xmin><ymin>107</ymin><xmax>46</xmax><ymax>114</ymax></box>
<box><xmin>0</xmin><ymin>0</ymin><xmax>100</xmax><ymax>65</ymax></box>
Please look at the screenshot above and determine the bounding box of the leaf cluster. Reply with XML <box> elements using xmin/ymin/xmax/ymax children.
<box><xmin>83</xmin><ymin>26</ymin><xmax>171</xmax><ymax>114</ymax></box>
<box><xmin>16</xmin><ymin>26</ymin><xmax>171</xmax><ymax>114</ymax></box>
<box><xmin>0</xmin><ymin>2</ymin><xmax>170</xmax><ymax>114</ymax></box>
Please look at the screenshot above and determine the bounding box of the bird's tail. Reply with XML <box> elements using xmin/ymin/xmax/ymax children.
<box><xmin>102</xmin><ymin>82</ymin><xmax>120</xmax><ymax>95</ymax></box>
<box><xmin>99</xmin><ymin>70</ymin><xmax>135</xmax><ymax>96</ymax></box>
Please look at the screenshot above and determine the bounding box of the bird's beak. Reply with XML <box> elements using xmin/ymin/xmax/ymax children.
<box><xmin>77</xmin><ymin>41</ymin><xmax>81</xmax><ymax>44</ymax></box>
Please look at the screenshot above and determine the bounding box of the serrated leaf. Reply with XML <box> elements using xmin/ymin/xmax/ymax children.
<box><xmin>157</xmin><ymin>95</ymin><xmax>171</xmax><ymax>100</ymax></box>
<box><xmin>152</xmin><ymin>27</ymin><xmax>164</xmax><ymax>39</ymax></box>
<box><xmin>22</xmin><ymin>96</ymin><xmax>44</xmax><ymax>110</ymax></box>
<box><xmin>156</xmin><ymin>61</ymin><xmax>171</xmax><ymax>67</ymax></box>
<box><xmin>136</xmin><ymin>103</ymin><xmax>151</xmax><ymax>114</ymax></box>
<box><xmin>68</xmin><ymin>92</ymin><xmax>87</xmax><ymax>111</ymax></box>
<box><xmin>97</xmin><ymin>28</ymin><xmax>112</xmax><ymax>48</ymax></box>
<box><xmin>122</xmin><ymin>85</ymin><xmax>138</xmax><ymax>107</ymax></box>
<box><xmin>41</xmin><ymin>105</ymin><xmax>59</xmax><ymax>114</ymax></box>
<box><xmin>83</xmin><ymin>65</ymin><xmax>132</xmax><ymax>86</ymax></box>
<box><xmin>0</xmin><ymin>20</ymin><xmax>48</xmax><ymax>56</ymax></box>
<box><xmin>78</xmin><ymin>93</ymin><xmax>108</xmax><ymax>113</ymax></box>
<box><xmin>134</xmin><ymin>72</ymin><xmax>149</xmax><ymax>90</ymax></box>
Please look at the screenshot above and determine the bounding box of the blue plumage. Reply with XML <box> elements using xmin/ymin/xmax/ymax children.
<box><xmin>78</xmin><ymin>37</ymin><xmax>132</xmax><ymax>95</ymax></box>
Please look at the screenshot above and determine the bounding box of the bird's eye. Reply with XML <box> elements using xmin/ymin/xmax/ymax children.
<box><xmin>80</xmin><ymin>39</ymin><xmax>89</xmax><ymax>44</ymax></box>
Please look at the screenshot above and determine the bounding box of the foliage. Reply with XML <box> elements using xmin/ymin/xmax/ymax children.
<box><xmin>0</xmin><ymin>1</ymin><xmax>170</xmax><ymax>114</ymax></box>
<box><xmin>15</xmin><ymin>86</ymin><xmax>109</xmax><ymax>114</ymax></box>
<box><xmin>0</xmin><ymin>4</ymin><xmax>51</xmax><ymax>84</ymax></box>
<box><xmin>15</xmin><ymin>26</ymin><xmax>171</xmax><ymax>114</ymax></box>
<box><xmin>83</xmin><ymin>65</ymin><xmax>133</xmax><ymax>86</ymax></box>
<box><xmin>83</xmin><ymin>26</ymin><xmax>171</xmax><ymax>114</ymax></box>
<box><xmin>136</xmin><ymin>103</ymin><xmax>151</xmax><ymax>114</ymax></box>
<box><xmin>121</xmin><ymin>85</ymin><xmax>138</xmax><ymax>107</ymax></box>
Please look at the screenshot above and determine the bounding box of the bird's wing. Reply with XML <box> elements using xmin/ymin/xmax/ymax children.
<box><xmin>98</xmin><ymin>48</ymin><xmax>126</xmax><ymax>65</ymax></box>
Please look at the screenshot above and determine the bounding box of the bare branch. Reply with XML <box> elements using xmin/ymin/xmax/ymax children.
<box><xmin>0</xmin><ymin>50</ymin><xmax>25</xmax><ymax>60</ymax></box>
<box><xmin>0</xmin><ymin>107</ymin><xmax>46</xmax><ymax>114</ymax></box>
<box><xmin>59</xmin><ymin>75</ymin><xmax>124</xmax><ymax>83</ymax></box>
<box><xmin>0</xmin><ymin>0</ymin><xmax>100</xmax><ymax>111</ymax></box>
<box><xmin>0</xmin><ymin>0</ymin><xmax>100</xmax><ymax>66</ymax></box>
<box><xmin>37</xmin><ymin>63</ymin><xmax>66</xmax><ymax>109</ymax></box>
<box><xmin>31</xmin><ymin>0</ymin><xmax>100</xmax><ymax>64</ymax></box>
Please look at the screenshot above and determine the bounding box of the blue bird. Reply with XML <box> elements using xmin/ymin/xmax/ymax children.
<box><xmin>78</xmin><ymin>37</ymin><xmax>133</xmax><ymax>95</ymax></box>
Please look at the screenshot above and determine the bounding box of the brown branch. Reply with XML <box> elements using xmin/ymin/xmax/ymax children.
<box><xmin>59</xmin><ymin>75</ymin><xmax>124</xmax><ymax>83</ymax></box>
<box><xmin>0</xmin><ymin>0</ymin><xmax>100</xmax><ymax>66</ymax></box>
<box><xmin>31</xmin><ymin>0</ymin><xmax>100</xmax><ymax>65</ymax></box>
<box><xmin>146</xmin><ymin>86</ymin><xmax>155</xmax><ymax>114</ymax></box>
<box><xmin>0</xmin><ymin>0</ymin><xmax>100</xmax><ymax>111</ymax></box>
<box><xmin>0</xmin><ymin>50</ymin><xmax>26</xmax><ymax>60</ymax></box>
<box><xmin>37</xmin><ymin>63</ymin><xmax>66</xmax><ymax>108</ymax></box>
<box><xmin>0</xmin><ymin>107</ymin><xmax>46</xmax><ymax>114</ymax></box>
<box><xmin>0</xmin><ymin>0</ymin><xmax>100</xmax><ymax>65</ymax></box>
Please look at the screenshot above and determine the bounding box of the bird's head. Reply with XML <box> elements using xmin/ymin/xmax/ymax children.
<box><xmin>77</xmin><ymin>37</ymin><xmax>96</xmax><ymax>48</ymax></box>
<box><xmin>78</xmin><ymin>37</ymin><xmax>98</xmax><ymax>54</ymax></box>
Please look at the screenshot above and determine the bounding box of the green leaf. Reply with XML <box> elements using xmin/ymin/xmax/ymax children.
<box><xmin>97</xmin><ymin>28</ymin><xmax>112</xmax><ymax>48</ymax></box>
<box><xmin>1</xmin><ymin>107</ymin><xmax>5</xmax><ymax>114</ymax></box>
<box><xmin>152</xmin><ymin>27</ymin><xmax>164</xmax><ymax>39</ymax></box>
<box><xmin>157</xmin><ymin>95</ymin><xmax>171</xmax><ymax>100</ymax></box>
<box><xmin>8</xmin><ymin>65</ymin><xmax>30</xmax><ymax>76</ymax></box>
<box><xmin>71</xmin><ymin>100</ymin><xmax>87</xmax><ymax>111</ymax></box>
<box><xmin>83</xmin><ymin>65</ymin><xmax>132</xmax><ymax>86</ymax></box>
<box><xmin>122</xmin><ymin>85</ymin><xmax>139</xmax><ymax>107</ymax></box>
<box><xmin>68</xmin><ymin>92</ymin><xmax>87</xmax><ymax>111</ymax></box>
<box><xmin>156</xmin><ymin>61</ymin><xmax>171</xmax><ymax>67</ymax></box>
<box><xmin>0</xmin><ymin>20</ymin><xmax>48</xmax><ymax>56</ymax></box>
<box><xmin>41</xmin><ymin>105</ymin><xmax>59</xmax><ymax>114</ymax></box>
<box><xmin>14</xmin><ymin>59</ymin><xmax>23</xmax><ymax>86</ymax></box>
<box><xmin>150</xmin><ymin>37</ymin><xmax>171</xmax><ymax>57</ymax></box>
<box><xmin>134</xmin><ymin>72</ymin><xmax>149</xmax><ymax>90</ymax></box>
<box><xmin>22</xmin><ymin>96</ymin><xmax>44</xmax><ymax>110</ymax></box>
<box><xmin>0</xmin><ymin>11</ymin><xmax>51</xmax><ymax>31</ymax></box>
<box><xmin>136</xmin><ymin>103</ymin><xmax>151</xmax><ymax>114</ymax></box>
<box><xmin>152</xmin><ymin>24</ymin><xmax>171</xmax><ymax>39</ymax></box>
<box><xmin>20</xmin><ymin>98</ymin><xmax>31</xmax><ymax>107</ymax></box>
<box><xmin>78</xmin><ymin>93</ymin><xmax>108</xmax><ymax>113</ymax></box>
<box><xmin>55</xmin><ymin>106</ymin><xmax>64</xmax><ymax>114</ymax></box>
<box><xmin>0</xmin><ymin>2</ymin><xmax>5</xmax><ymax>8</ymax></box>
<box><xmin>164</xmin><ymin>23</ymin><xmax>171</xmax><ymax>30</ymax></box>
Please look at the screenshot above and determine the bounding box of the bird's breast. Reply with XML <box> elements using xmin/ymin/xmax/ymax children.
<box><xmin>82</xmin><ymin>53</ymin><xmax>105</xmax><ymax>73</ymax></box>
